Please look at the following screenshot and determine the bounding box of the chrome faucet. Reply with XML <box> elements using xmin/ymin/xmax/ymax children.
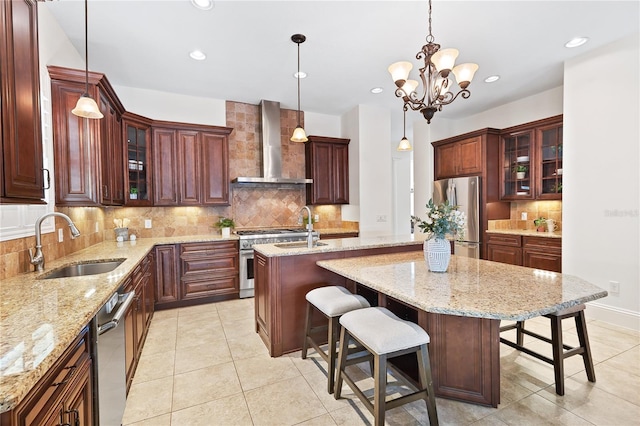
<box><xmin>300</xmin><ymin>206</ymin><xmax>315</xmax><ymax>248</ymax></box>
<box><xmin>29</xmin><ymin>212</ymin><xmax>81</xmax><ymax>272</ymax></box>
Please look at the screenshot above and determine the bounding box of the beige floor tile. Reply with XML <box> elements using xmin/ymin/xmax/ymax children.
<box><xmin>172</xmin><ymin>361</ymin><xmax>243</xmax><ymax>411</ymax></box>
<box><xmin>123</xmin><ymin>413</ymin><xmax>172</xmax><ymax>426</ymax></box>
<box><xmin>222</xmin><ymin>316</ymin><xmax>258</xmax><ymax>337</ymax></box>
<box><xmin>589</xmin><ymin>319</ymin><xmax>640</xmax><ymax>338</ymax></box>
<box><xmin>176</xmin><ymin>321</ymin><xmax>228</xmax><ymax>348</ymax></box>
<box><xmin>177</xmin><ymin>311</ymin><xmax>222</xmax><ymax>330</ymax></box>
<box><xmin>537</xmin><ymin>375</ymin><xmax>640</xmax><ymax>425</ymax></box>
<box><xmin>577</xmin><ymin>320</ymin><xmax>640</xmax><ymax>349</ymax></box>
<box><xmin>568</xmin><ymin>362</ymin><xmax>640</xmax><ymax>406</ymax></box>
<box><xmin>470</xmin><ymin>414</ymin><xmax>510</xmax><ymax>425</ymax></box>
<box><xmin>178</xmin><ymin>302</ymin><xmax>219</xmax><ymax>318</ymax></box>
<box><xmin>227</xmin><ymin>331</ymin><xmax>271</xmax><ymax>360</ymax></box>
<box><xmin>302</xmin><ymin>366</ymin><xmax>361</xmax><ymax>412</ymax></box>
<box><xmin>288</xmin><ymin>350</ymin><xmax>326</xmax><ymax>375</ymax></box>
<box><xmin>235</xmin><ymin>353</ymin><xmax>301</xmax><ymax>391</ymax></box>
<box><xmin>500</xmin><ymin>353</ymin><xmax>556</xmax><ymax>392</ymax></box>
<box><xmin>601</xmin><ymin>345</ymin><xmax>640</xmax><ymax>376</ymax></box>
<box><xmin>218</xmin><ymin>304</ymin><xmax>255</xmax><ymax>323</ymax></box>
<box><xmin>404</xmin><ymin>396</ymin><xmax>495</xmax><ymax>426</ymax></box>
<box><xmin>131</xmin><ymin>350</ymin><xmax>175</xmax><ymax>384</ymax></box>
<box><xmin>122</xmin><ymin>376</ymin><xmax>173</xmax><ymax>425</ymax></box>
<box><xmin>244</xmin><ymin>375</ymin><xmax>328</xmax><ymax>426</ymax></box>
<box><xmin>295</xmin><ymin>413</ymin><xmax>338</xmax><ymax>426</ymax></box>
<box><xmin>171</xmin><ymin>393</ymin><xmax>252</xmax><ymax>426</ymax></box>
<box><xmin>519</xmin><ymin>338</ymin><xmax>596</xmax><ymax>378</ymax></box>
<box><xmin>145</xmin><ymin>316</ymin><xmax>177</xmax><ymax>339</ymax></box>
<box><xmin>151</xmin><ymin>309</ymin><xmax>179</xmax><ymax>320</ymax></box>
<box><xmin>140</xmin><ymin>332</ymin><xmax>177</xmax><ymax>356</ymax></box>
<box><xmin>495</xmin><ymin>393</ymin><xmax>592</xmax><ymax>425</ymax></box>
<box><xmin>327</xmin><ymin>399</ymin><xmax>372</xmax><ymax>425</ymax></box>
<box><xmin>174</xmin><ymin>339</ymin><xmax>232</xmax><ymax>374</ymax></box>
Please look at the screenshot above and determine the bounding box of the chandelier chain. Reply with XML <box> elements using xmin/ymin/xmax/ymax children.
<box><xmin>426</xmin><ymin>0</ymin><xmax>434</xmax><ymax>43</ymax></box>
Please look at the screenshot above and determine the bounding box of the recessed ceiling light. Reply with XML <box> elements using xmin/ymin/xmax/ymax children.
<box><xmin>189</xmin><ymin>50</ymin><xmax>206</xmax><ymax>60</ymax></box>
<box><xmin>565</xmin><ymin>37</ymin><xmax>589</xmax><ymax>48</ymax></box>
<box><xmin>370</xmin><ymin>87</ymin><xmax>383</xmax><ymax>94</ymax></box>
<box><xmin>294</xmin><ymin>71</ymin><xmax>307</xmax><ymax>79</ymax></box>
<box><xmin>191</xmin><ymin>0</ymin><xmax>213</xmax><ymax>11</ymax></box>
<box><xmin>484</xmin><ymin>75</ymin><xmax>500</xmax><ymax>83</ymax></box>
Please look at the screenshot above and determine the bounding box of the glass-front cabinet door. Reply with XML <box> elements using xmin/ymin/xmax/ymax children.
<box><xmin>536</xmin><ymin>123</ymin><xmax>563</xmax><ymax>199</ymax></box>
<box><xmin>501</xmin><ymin>130</ymin><xmax>534</xmax><ymax>199</ymax></box>
<box><xmin>123</xmin><ymin>114</ymin><xmax>152</xmax><ymax>205</ymax></box>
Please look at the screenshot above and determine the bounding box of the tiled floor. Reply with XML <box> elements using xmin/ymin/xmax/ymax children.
<box><xmin>122</xmin><ymin>299</ymin><xmax>640</xmax><ymax>425</ymax></box>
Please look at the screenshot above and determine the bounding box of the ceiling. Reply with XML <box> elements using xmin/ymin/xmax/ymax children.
<box><xmin>44</xmin><ymin>1</ymin><xmax>639</xmax><ymax>138</ymax></box>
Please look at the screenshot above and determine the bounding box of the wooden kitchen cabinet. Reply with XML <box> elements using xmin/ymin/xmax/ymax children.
<box><xmin>434</xmin><ymin>135</ymin><xmax>482</xmax><ymax>179</ymax></box>
<box><xmin>500</xmin><ymin>115</ymin><xmax>563</xmax><ymax>201</ymax></box>
<box><xmin>432</xmin><ymin>129</ymin><xmax>510</xmax><ymax>259</ymax></box>
<box><xmin>152</xmin><ymin>122</ymin><xmax>232</xmax><ymax>206</ymax></box>
<box><xmin>486</xmin><ymin>233</ymin><xmax>522</xmax><ymax>266</ymax></box>
<box><xmin>1</xmin><ymin>326</ymin><xmax>93</xmax><ymax>426</ymax></box>
<box><xmin>0</xmin><ymin>0</ymin><xmax>46</xmax><ymax>203</ymax></box>
<box><xmin>305</xmin><ymin>135</ymin><xmax>350</xmax><ymax>205</ymax></box>
<box><xmin>523</xmin><ymin>236</ymin><xmax>562</xmax><ymax>272</ymax></box>
<box><xmin>123</xmin><ymin>112</ymin><xmax>153</xmax><ymax>206</ymax></box>
<box><xmin>49</xmin><ymin>66</ymin><xmax>125</xmax><ymax>206</ymax></box>
<box><xmin>155</xmin><ymin>241</ymin><xmax>239</xmax><ymax>310</ymax></box>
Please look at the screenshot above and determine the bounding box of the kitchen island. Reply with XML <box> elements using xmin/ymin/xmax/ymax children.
<box><xmin>316</xmin><ymin>251</ymin><xmax>607</xmax><ymax>407</ymax></box>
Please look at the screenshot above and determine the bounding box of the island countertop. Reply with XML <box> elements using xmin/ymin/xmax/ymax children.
<box><xmin>0</xmin><ymin>234</ymin><xmax>236</xmax><ymax>413</ymax></box>
<box><xmin>316</xmin><ymin>252</ymin><xmax>607</xmax><ymax>321</ymax></box>
<box><xmin>253</xmin><ymin>233</ymin><xmax>427</xmax><ymax>257</ymax></box>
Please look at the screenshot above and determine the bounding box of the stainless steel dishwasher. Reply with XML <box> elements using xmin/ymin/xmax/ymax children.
<box><xmin>95</xmin><ymin>287</ymin><xmax>135</xmax><ymax>426</ymax></box>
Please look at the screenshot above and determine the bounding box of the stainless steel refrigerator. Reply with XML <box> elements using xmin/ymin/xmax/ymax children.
<box><xmin>433</xmin><ymin>176</ymin><xmax>481</xmax><ymax>258</ymax></box>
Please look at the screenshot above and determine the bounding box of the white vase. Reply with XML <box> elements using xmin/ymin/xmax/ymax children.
<box><xmin>221</xmin><ymin>227</ymin><xmax>231</xmax><ymax>238</ymax></box>
<box><xmin>424</xmin><ymin>238</ymin><xmax>451</xmax><ymax>272</ymax></box>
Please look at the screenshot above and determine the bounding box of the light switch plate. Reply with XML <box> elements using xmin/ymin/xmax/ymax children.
<box><xmin>58</xmin><ymin>228</ymin><xmax>64</xmax><ymax>242</ymax></box>
<box><xmin>144</xmin><ymin>219</ymin><xmax>152</xmax><ymax>229</ymax></box>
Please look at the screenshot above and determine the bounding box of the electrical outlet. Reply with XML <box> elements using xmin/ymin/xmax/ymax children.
<box><xmin>58</xmin><ymin>228</ymin><xmax>64</xmax><ymax>242</ymax></box>
<box><xmin>521</xmin><ymin>212</ymin><xmax>528</xmax><ymax>220</ymax></box>
<box><xmin>95</xmin><ymin>222</ymin><xmax>99</xmax><ymax>233</ymax></box>
<box><xmin>609</xmin><ymin>281</ymin><xmax>620</xmax><ymax>294</ymax></box>
<box><xmin>314</xmin><ymin>214</ymin><xmax>320</xmax><ymax>222</ymax></box>
<box><xmin>376</xmin><ymin>215</ymin><xmax>387</xmax><ymax>222</ymax></box>
<box><xmin>144</xmin><ymin>219</ymin><xmax>152</xmax><ymax>229</ymax></box>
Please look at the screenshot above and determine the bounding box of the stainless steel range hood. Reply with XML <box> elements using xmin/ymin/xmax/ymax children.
<box><xmin>232</xmin><ymin>100</ymin><xmax>312</xmax><ymax>184</ymax></box>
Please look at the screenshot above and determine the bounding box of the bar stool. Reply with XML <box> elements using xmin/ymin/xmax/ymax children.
<box><xmin>499</xmin><ymin>304</ymin><xmax>595</xmax><ymax>395</ymax></box>
<box><xmin>302</xmin><ymin>285</ymin><xmax>371</xmax><ymax>394</ymax></box>
<box><xmin>334</xmin><ymin>307</ymin><xmax>439</xmax><ymax>426</ymax></box>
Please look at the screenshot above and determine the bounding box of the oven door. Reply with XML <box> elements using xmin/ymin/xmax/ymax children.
<box><xmin>239</xmin><ymin>249</ymin><xmax>254</xmax><ymax>298</ymax></box>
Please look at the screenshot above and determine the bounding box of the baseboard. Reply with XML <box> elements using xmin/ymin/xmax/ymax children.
<box><xmin>586</xmin><ymin>301</ymin><xmax>640</xmax><ymax>332</ymax></box>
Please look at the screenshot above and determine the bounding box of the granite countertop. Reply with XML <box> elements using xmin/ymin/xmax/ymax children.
<box><xmin>253</xmin><ymin>233</ymin><xmax>427</xmax><ymax>257</ymax></box>
<box><xmin>486</xmin><ymin>229</ymin><xmax>562</xmax><ymax>239</ymax></box>
<box><xmin>317</xmin><ymin>252</ymin><xmax>607</xmax><ymax>321</ymax></box>
<box><xmin>316</xmin><ymin>228</ymin><xmax>359</xmax><ymax>235</ymax></box>
<box><xmin>0</xmin><ymin>234</ymin><xmax>236</xmax><ymax>413</ymax></box>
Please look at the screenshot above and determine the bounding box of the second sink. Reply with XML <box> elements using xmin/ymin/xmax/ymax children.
<box><xmin>40</xmin><ymin>259</ymin><xmax>126</xmax><ymax>279</ymax></box>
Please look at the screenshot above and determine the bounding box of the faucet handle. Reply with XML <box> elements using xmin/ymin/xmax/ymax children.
<box><xmin>28</xmin><ymin>247</ymin><xmax>35</xmax><ymax>263</ymax></box>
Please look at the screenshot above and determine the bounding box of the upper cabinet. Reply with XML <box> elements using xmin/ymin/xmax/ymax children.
<box><xmin>1</xmin><ymin>0</ymin><xmax>46</xmax><ymax>203</ymax></box>
<box><xmin>500</xmin><ymin>115</ymin><xmax>563</xmax><ymax>201</ymax></box>
<box><xmin>49</xmin><ymin>66</ymin><xmax>125</xmax><ymax>206</ymax></box>
<box><xmin>123</xmin><ymin>112</ymin><xmax>153</xmax><ymax>206</ymax></box>
<box><xmin>152</xmin><ymin>122</ymin><xmax>232</xmax><ymax>206</ymax></box>
<box><xmin>305</xmin><ymin>135</ymin><xmax>350</xmax><ymax>205</ymax></box>
<box><xmin>434</xmin><ymin>135</ymin><xmax>482</xmax><ymax>179</ymax></box>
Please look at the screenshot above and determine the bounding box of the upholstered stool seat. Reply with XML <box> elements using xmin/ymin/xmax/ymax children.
<box><xmin>499</xmin><ymin>304</ymin><xmax>595</xmax><ymax>395</ymax></box>
<box><xmin>335</xmin><ymin>307</ymin><xmax>439</xmax><ymax>426</ymax></box>
<box><xmin>302</xmin><ymin>286</ymin><xmax>370</xmax><ymax>393</ymax></box>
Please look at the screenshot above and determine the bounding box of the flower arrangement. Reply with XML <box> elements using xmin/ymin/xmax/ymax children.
<box><xmin>412</xmin><ymin>199</ymin><xmax>466</xmax><ymax>240</ymax></box>
<box><xmin>215</xmin><ymin>217</ymin><xmax>235</xmax><ymax>229</ymax></box>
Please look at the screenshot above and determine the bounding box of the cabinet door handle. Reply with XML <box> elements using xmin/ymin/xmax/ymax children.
<box><xmin>103</xmin><ymin>185</ymin><xmax>109</xmax><ymax>199</ymax></box>
<box><xmin>64</xmin><ymin>408</ymin><xmax>80</xmax><ymax>426</ymax></box>
<box><xmin>42</xmin><ymin>168</ymin><xmax>51</xmax><ymax>189</ymax></box>
<box><xmin>58</xmin><ymin>408</ymin><xmax>71</xmax><ymax>426</ymax></box>
<box><xmin>51</xmin><ymin>365</ymin><xmax>77</xmax><ymax>387</ymax></box>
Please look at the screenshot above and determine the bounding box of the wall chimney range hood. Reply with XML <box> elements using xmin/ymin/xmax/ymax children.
<box><xmin>232</xmin><ymin>100</ymin><xmax>312</xmax><ymax>185</ymax></box>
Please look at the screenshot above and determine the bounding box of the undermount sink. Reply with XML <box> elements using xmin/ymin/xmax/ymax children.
<box><xmin>40</xmin><ymin>259</ymin><xmax>126</xmax><ymax>279</ymax></box>
<box><xmin>274</xmin><ymin>241</ymin><xmax>328</xmax><ymax>249</ymax></box>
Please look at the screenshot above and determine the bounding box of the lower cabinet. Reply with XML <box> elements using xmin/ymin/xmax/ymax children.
<box><xmin>124</xmin><ymin>252</ymin><xmax>155</xmax><ymax>392</ymax></box>
<box><xmin>1</xmin><ymin>326</ymin><xmax>93</xmax><ymax>426</ymax></box>
<box><xmin>487</xmin><ymin>233</ymin><xmax>561</xmax><ymax>272</ymax></box>
<box><xmin>155</xmin><ymin>240</ymin><xmax>239</xmax><ymax>310</ymax></box>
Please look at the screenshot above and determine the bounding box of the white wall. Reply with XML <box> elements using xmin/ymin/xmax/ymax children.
<box><xmin>391</xmin><ymin>149</ymin><xmax>412</xmax><ymax>235</ymax></box>
<box><xmin>305</xmin><ymin>111</ymin><xmax>341</xmax><ymax>137</ymax></box>
<box><xmin>563</xmin><ymin>34</ymin><xmax>640</xmax><ymax>330</ymax></box>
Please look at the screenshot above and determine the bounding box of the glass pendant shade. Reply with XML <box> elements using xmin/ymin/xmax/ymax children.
<box><xmin>431</xmin><ymin>48</ymin><xmax>459</xmax><ymax>72</ymax></box>
<box><xmin>72</xmin><ymin>94</ymin><xmax>104</xmax><ymax>119</ymax></box>
<box><xmin>388</xmin><ymin>61</ymin><xmax>413</xmax><ymax>86</ymax></box>
<box><xmin>452</xmin><ymin>63</ymin><xmax>479</xmax><ymax>89</ymax></box>
<box><xmin>401</xmin><ymin>79</ymin><xmax>419</xmax><ymax>97</ymax></box>
<box><xmin>290</xmin><ymin>125</ymin><xmax>308</xmax><ymax>143</ymax></box>
<box><xmin>397</xmin><ymin>136</ymin><xmax>412</xmax><ymax>151</ymax></box>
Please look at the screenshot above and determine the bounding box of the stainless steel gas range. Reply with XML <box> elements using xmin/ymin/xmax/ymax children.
<box><xmin>237</xmin><ymin>228</ymin><xmax>318</xmax><ymax>298</ymax></box>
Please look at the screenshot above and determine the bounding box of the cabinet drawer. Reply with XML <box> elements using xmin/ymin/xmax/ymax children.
<box><xmin>182</xmin><ymin>275</ymin><xmax>239</xmax><ymax>299</ymax></box>
<box><xmin>523</xmin><ymin>236</ymin><xmax>561</xmax><ymax>251</ymax></box>
<box><xmin>181</xmin><ymin>241</ymin><xmax>237</xmax><ymax>256</ymax></box>
<box><xmin>487</xmin><ymin>245</ymin><xmax>522</xmax><ymax>266</ymax></box>
<box><xmin>181</xmin><ymin>255</ymin><xmax>238</xmax><ymax>275</ymax></box>
<box><xmin>485</xmin><ymin>233</ymin><xmax>522</xmax><ymax>247</ymax></box>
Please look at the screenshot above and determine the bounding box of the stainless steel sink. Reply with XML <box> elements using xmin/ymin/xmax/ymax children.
<box><xmin>274</xmin><ymin>241</ymin><xmax>328</xmax><ymax>249</ymax></box>
<box><xmin>40</xmin><ymin>259</ymin><xmax>126</xmax><ymax>279</ymax></box>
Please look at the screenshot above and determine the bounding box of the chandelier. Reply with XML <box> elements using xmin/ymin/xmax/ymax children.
<box><xmin>388</xmin><ymin>0</ymin><xmax>478</xmax><ymax>124</ymax></box>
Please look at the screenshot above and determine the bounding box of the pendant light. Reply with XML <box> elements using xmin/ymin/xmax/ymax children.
<box><xmin>397</xmin><ymin>109</ymin><xmax>412</xmax><ymax>151</ymax></box>
<box><xmin>71</xmin><ymin>0</ymin><xmax>103</xmax><ymax>119</ymax></box>
<box><xmin>290</xmin><ymin>34</ymin><xmax>308</xmax><ymax>143</ymax></box>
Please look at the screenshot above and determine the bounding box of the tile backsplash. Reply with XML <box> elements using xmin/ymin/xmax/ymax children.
<box><xmin>1</xmin><ymin>101</ymin><xmax>355</xmax><ymax>279</ymax></box>
<box><xmin>488</xmin><ymin>200</ymin><xmax>562</xmax><ymax>231</ymax></box>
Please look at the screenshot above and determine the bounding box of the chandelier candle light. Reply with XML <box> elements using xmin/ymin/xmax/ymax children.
<box><xmin>388</xmin><ymin>0</ymin><xmax>478</xmax><ymax>124</ymax></box>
